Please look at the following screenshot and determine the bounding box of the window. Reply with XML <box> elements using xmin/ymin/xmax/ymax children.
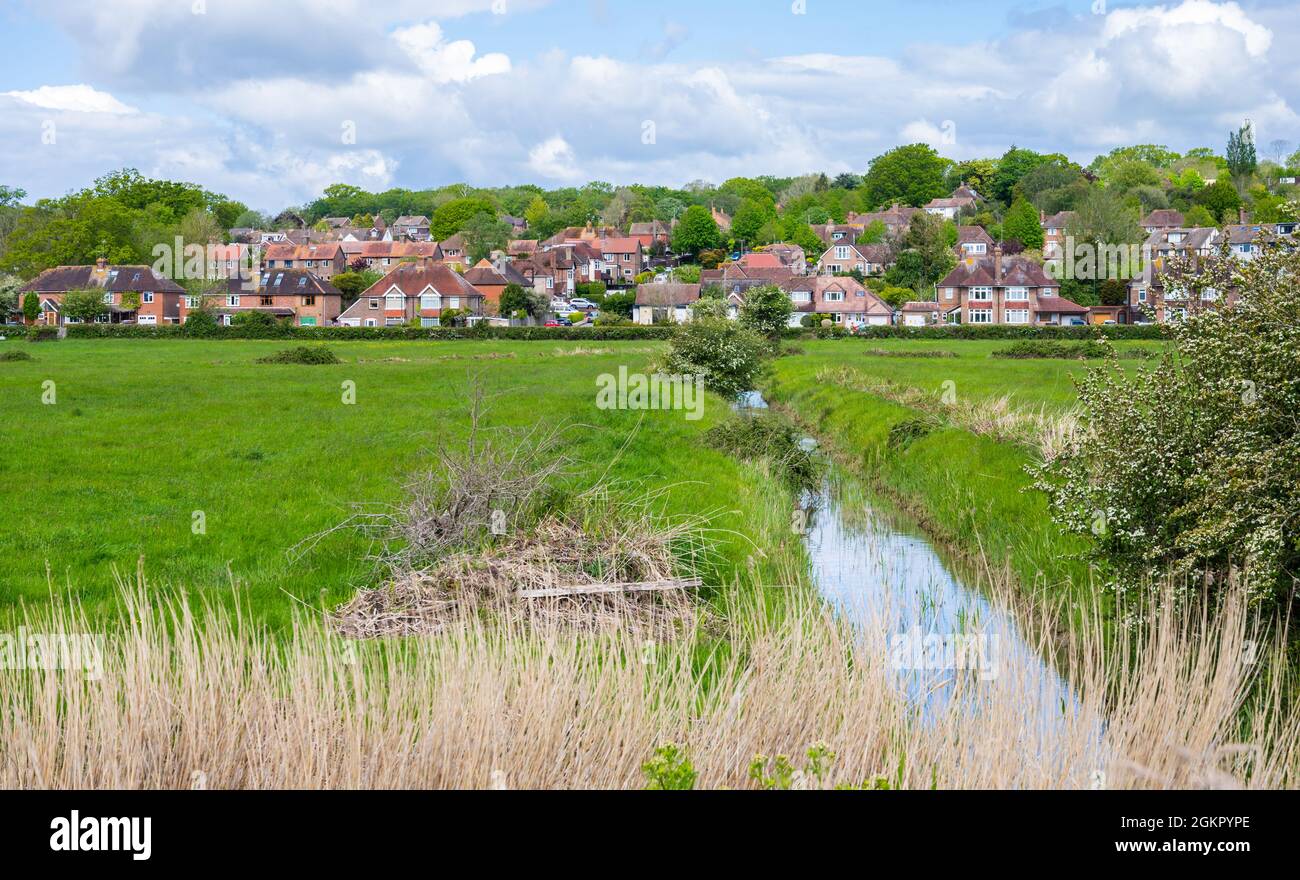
<box><xmin>943</xmin><ymin>288</ymin><xmax>954</xmax><ymax>300</ymax></box>
<box><xmin>963</xmin><ymin>242</ymin><xmax>986</xmax><ymax>254</ymax></box>
<box><xmin>260</xmin><ymin>295</ymin><xmax>274</xmax><ymax>306</ymax></box>
<box><xmin>969</xmin><ymin>309</ymin><xmax>992</xmax><ymax>324</ymax></box>
<box><xmin>227</xmin><ymin>295</ymin><xmax>240</xmax><ymax>307</ymax></box>
<box><xmin>1137</xmin><ymin>288</ymin><xmax>1148</xmax><ymax>303</ymax></box>
<box><xmin>221</xmin><ymin>314</ymin><xmax>232</xmax><ymax>326</ymax></box>
<box><xmin>1006</xmin><ymin>309</ymin><xmax>1029</xmax><ymax>324</ymax></box>
<box><xmin>141</xmin><ymin>291</ymin><xmax>154</xmax><ymax>303</ymax></box>
<box><xmin>302</xmin><ymin>295</ymin><xmax>316</xmax><ymax>306</ymax></box>
<box><xmin>365</xmin><ymin>318</ymin><xmax>377</xmax><ymax>327</ymax></box>
<box><xmin>1006</xmin><ymin>287</ymin><xmax>1028</xmax><ymax>301</ymax></box>
<box><xmin>448</xmin><ymin>297</ymin><xmax>460</xmax><ymax>309</ymax></box>
<box><xmin>385</xmin><ymin>317</ymin><xmax>403</xmax><ymax>327</ymax></box>
<box><xmin>790</xmin><ymin>291</ymin><xmax>812</xmax><ymax>304</ymax></box>
<box><xmin>185</xmin><ymin>296</ymin><xmax>201</xmax><ymax>308</ymax></box>
<box><xmin>835</xmin><ymin>246</ymin><xmax>850</xmax><ymax>259</ymax></box>
<box><xmin>827</xmin><ymin>264</ymin><xmax>842</xmax><ymax>274</ymax></box>
<box><xmin>385</xmin><ymin>292</ymin><xmax>404</xmax><ymax>310</ymax></box>
<box><xmin>1039</xmin><ymin>287</ymin><xmax>1055</xmax><ymax>297</ymax></box>
<box><xmin>824</xmin><ymin>290</ymin><xmax>845</xmax><ymax>302</ymax></box>
<box><xmin>420</xmin><ymin>293</ymin><xmax>440</xmax><ymax>310</ymax></box>
<box><xmin>368</xmin><ymin>298</ymin><xmax>379</xmax><ymax>309</ymax></box>
<box><xmin>102</xmin><ymin>292</ymin><xmax>114</xmax><ymax>304</ymax></box>
<box><xmin>420</xmin><ymin>317</ymin><xmax>439</xmax><ymax>327</ymax></box>
<box><xmin>969</xmin><ymin>286</ymin><xmax>991</xmax><ymax>301</ymax></box>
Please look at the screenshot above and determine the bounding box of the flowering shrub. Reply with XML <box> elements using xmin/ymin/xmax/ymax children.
<box><xmin>1033</xmin><ymin>245</ymin><xmax>1300</xmax><ymax>612</ymax></box>
<box><xmin>663</xmin><ymin>316</ymin><xmax>766</xmax><ymax>399</ymax></box>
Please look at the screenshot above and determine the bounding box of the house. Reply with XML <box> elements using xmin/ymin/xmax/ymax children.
<box><xmin>710</xmin><ymin>205</ymin><xmax>732</xmax><ymax>233</ymax></box>
<box><xmin>936</xmin><ymin>246</ymin><xmax>1088</xmax><ymax>325</ymax></box>
<box><xmin>392</xmin><ymin>215</ymin><xmax>432</xmax><ymax>240</ymax></box>
<box><xmin>1128</xmin><ymin>228</ymin><xmax>1230</xmax><ymax>323</ymax></box>
<box><xmin>1140</xmin><ymin>209</ymin><xmax>1185</xmax><ymax>234</ymax></box>
<box><xmin>542</xmin><ymin>224</ymin><xmax>622</xmax><ymax>248</ymax></box>
<box><xmin>594</xmin><ymin>237</ymin><xmax>645</xmax><ymax>283</ymax></box>
<box><xmin>899</xmin><ymin>301</ymin><xmax>943</xmax><ymax>326</ymax></box>
<box><xmin>633</xmin><ymin>283</ymin><xmax>701</xmax><ymax>324</ymax></box>
<box><xmin>19</xmin><ymin>259</ymin><xmax>186</xmax><ymax>326</ymax></box>
<box><xmin>1040</xmin><ymin>211</ymin><xmax>1076</xmax><ymax>261</ymax></box>
<box><xmin>811</xmin><ymin>224</ymin><xmax>864</xmax><ymax>247</ymax></box>
<box><xmin>629</xmin><ymin>220</ymin><xmax>671</xmax><ymax>250</ymax></box>
<box><xmin>262</xmin><ymin>243</ymin><xmax>348</xmax><ymax>279</ymax></box>
<box><xmin>924</xmin><ymin>183</ymin><xmax>982</xmax><ymax>219</ymax></box>
<box><xmin>699</xmin><ymin>263</ymin><xmax>796</xmax><ymax>307</ymax></box>
<box><xmin>508</xmin><ymin>239</ymin><xmax>539</xmax><ymax>257</ymax></box>
<box><xmin>463</xmin><ymin>258</ymin><xmax>531</xmax><ymax>315</ymax></box>
<box><xmin>205</xmin><ymin>243</ymin><xmax>258</xmax><ymax>279</ymax></box>
<box><xmin>188</xmin><ymin>270</ymin><xmax>342</xmax><ymax>327</ymax></box>
<box><xmin>336</xmin><ymin>260</ymin><xmax>486</xmax><ymax>327</ymax></box>
<box><xmin>439</xmin><ymin>234</ymin><xmax>468</xmax><ymax>268</ymax></box>
<box><xmin>816</xmin><ymin>242</ymin><xmax>890</xmax><ymax>275</ymax></box>
<box><xmin>737</xmin><ymin>252</ymin><xmax>783</xmax><ymax>271</ymax></box>
<box><xmin>955</xmin><ymin>226</ymin><xmax>995</xmax><ymax>257</ymax></box>
<box><xmin>849</xmin><ymin>203</ymin><xmax>920</xmax><ymax>237</ymax></box>
<box><xmin>340</xmin><ymin>241</ymin><xmax>442</xmax><ymax>270</ymax></box>
<box><xmin>761</xmin><ymin>243</ymin><xmax>808</xmax><ymax>274</ymax></box>
<box><xmin>781</xmin><ymin>275</ymin><xmax>893</xmax><ymax>329</ymax></box>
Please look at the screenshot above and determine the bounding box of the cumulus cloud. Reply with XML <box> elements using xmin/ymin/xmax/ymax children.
<box><xmin>527</xmin><ymin>136</ymin><xmax>579</xmax><ymax>180</ymax></box>
<box><xmin>393</xmin><ymin>21</ymin><xmax>511</xmax><ymax>83</ymax></box>
<box><xmin>2</xmin><ymin>84</ymin><xmax>137</xmax><ymax>114</ymax></box>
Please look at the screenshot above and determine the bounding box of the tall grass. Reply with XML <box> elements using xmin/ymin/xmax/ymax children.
<box><xmin>2</xmin><ymin>565</ymin><xmax>1294</xmax><ymax>789</ymax></box>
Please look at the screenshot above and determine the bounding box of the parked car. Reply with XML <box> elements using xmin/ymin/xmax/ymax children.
<box><xmin>555</xmin><ymin>316</ymin><xmax>573</xmax><ymax>326</ymax></box>
<box><xmin>569</xmin><ymin>297</ymin><xmax>598</xmax><ymax>310</ymax></box>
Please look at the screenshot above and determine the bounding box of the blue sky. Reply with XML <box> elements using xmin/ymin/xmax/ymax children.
<box><xmin>2</xmin><ymin>0</ymin><xmax>1298</xmax><ymax>210</ymax></box>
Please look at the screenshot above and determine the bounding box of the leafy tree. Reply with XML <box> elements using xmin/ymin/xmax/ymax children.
<box><xmin>0</xmin><ymin>274</ymin><xmax>20</xmax><ymax>314</ymax></box>
<box><xmin>1183</xmin><ymin>205</ymin><xmax>1216</xmax><ymax>227</ymax></box>
<box><xmin>991</xmin><ymin>147</ymin><xmax>1054</xmax><ymax>204</ymax></box>
<box><xmin>461</xmin><ymin>211</ymin><xmax>512</xmax><ymax>263</ymax></box>
<box><xmin>731</xmin><ymin>199</ymin><xmax>776</xmax><ymax>245</ymax></box>
<box><xmin>738</xmin><ymin>284</ymin><xmax>793</xmax><ymax>338</ymax></box>
<box><xmin>670</xmin><ymin>205</ymin><xmax>721</xmax><ymax>255</ymax></box>
<box><xmin>832</xmin><ymin>173</ymin><xmax>862</xmax><ymax>190</ymax></box>
<box><xmin>1195</xmin><ymin>179</ymin><xmax>1242</xmax><ymax>222</ymax></box>
<box><xmin>883</xmin><ymin>212</ymin><xmax>955</xmax><ymax>293</ymax></box>
<box><xmin>664</xmin><ymin>317</ymin><xmax>766</xmax><ymax>399</ymax></box>
<box><xmin>497</xmin><ymin>283</ymin><xmax>537</xmax><ymax>319</ymax></box>
<box><xmin>61</xmin><ymin>289</ymin><xmax>108</xmax><ymax>324</ymax></box>
<box><xmin>861</xmin><ymin>144</ymin><xmax>950</xmax><ymax>208</ymax></box>
<box><xmin>1226</xmin><ymin>122</ymin><xmax>1257</xmax><ymax>180</ymax></box>
<box><xmin>431</xmin><ymin>197</ymin><xmax>497</xmax><ymax>240</ymax></box>
<box><xmin>1003</xmin><ymin>198</ymin><xmax>1044</xmax><ymax>250</ymax></box>
<box><xmin>600</xmin><ymin>290</ymin><xmax>637</xmax><ymax>319</ymax></box>
<box><xmin>857</xmin><ymin>220</ymin><xmax>887</xmax><ymax>244</ymax></box>
<box><xmin>22</xmin><ymin>291</ymin><xmax>40</xmax><ymax>323</ymax></box>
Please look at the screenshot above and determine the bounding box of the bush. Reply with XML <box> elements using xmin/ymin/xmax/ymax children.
<box><xmin>256</xmin><ymin>346</ymin><xmax>341</xmax><ymax>365</ymax></box>
<box><xmin>781</xmin><ymin>323</ymin><xmax>1167</xmax><ymax>341</ymax></box>
<box><xmin>705</xmin><ymin>414</ymin><xmax>823</xmax><ymax>490</ymax></box>
<box><xmin>663</xmin><ymin>317</ymin><xmax>766</xmax><ymax>399</ymax></box>
<box><xmin>231</xmin><ymin>310</ymin><xmax>284</xmax><ymax>330</ymax></box>
<box><xmin>27</xmin><ymin>325</ymin><xmax>59</xmax><ymax>343</ymax></box>
<box><xmin>0</xmin><ymin>349</ymin><xmax>34</xmax><ymax>362</ymax></box>
<box><xmin>567</xmin><ymin>312</ymin><xmax>586</xmax><ymax>324</ymax></box>
<box><xmin>1033</xmin><ymin>246</ymin><xmax>1300</xmax><ymax>612</ymax></box>
<box><xmin>990</xmin><ymin>339</ymin><xmax>1150</xmax><ymax>360</ymax></box>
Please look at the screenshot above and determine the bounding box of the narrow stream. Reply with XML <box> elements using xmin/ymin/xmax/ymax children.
<box><xmin>741</xmin><ymin>390</ymin><xmax>1083</xmax><ymax>723</ymax></box>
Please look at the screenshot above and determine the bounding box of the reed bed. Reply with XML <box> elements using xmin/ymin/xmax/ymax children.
<box><xmin>1</xmin><ymin>563</ymin><xmax>1294</xmax><ymax>790</ymax></box>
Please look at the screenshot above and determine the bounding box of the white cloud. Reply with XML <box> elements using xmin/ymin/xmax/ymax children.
<box><xmin>2</xmin><ymin>84</ymin><xmax>137</xmax><ymax>114</ymax></box>
<box><xmin>393</xmin><ymin>21</ymin><xmax>511</xmax><ymax>83</ymax></box>
<box><xmin>527</xmin><ymin>136</ymin><xmax>579</xmax><ymax>180</ymax></box>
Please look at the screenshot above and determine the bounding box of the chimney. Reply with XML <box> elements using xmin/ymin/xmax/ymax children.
<box><xmin>993</xmin><ymin>243</ymin><xmax>1003</xmax><ymax>282</ymax></box>
<box><xmin>1039</xmin><ymin>209</ymin><xmax>1046</xmax><ymax>224</ymax></box>
<box><xmin>1239</xmin><ymin>207</ymin><xmax>1247</xmax><ymax>225</ymax></box>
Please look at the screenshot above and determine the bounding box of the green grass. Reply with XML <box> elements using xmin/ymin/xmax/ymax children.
<box><xmin>0</xmin><ymin>337</ymin><xmax>800</xmax><ymax>630</ymax></box>
<box><xmin>761</xmin><ymin>338</ymin><xmax>1167</xmax><ymax>603</ymax></box>
<box><xmin>778</xmin><ymin>337</ymin><xmax>1164</xmax><ymax>412</ymax></box>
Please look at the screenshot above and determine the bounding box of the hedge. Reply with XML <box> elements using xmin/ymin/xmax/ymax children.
<box><xmin>782</xmin><ymin>323</ymin><xmax>1168</xmax><ymax>341</ymax></box>
<box><xmin>62</xmin><ymin>323</ymin><xmax>677</xmax><ymax>342</ymax></box>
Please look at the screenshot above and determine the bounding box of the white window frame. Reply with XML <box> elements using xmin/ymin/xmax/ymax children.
<box><xmin>969</xmin><ymin>286</ymin><xmax>992</xmax><ymax>301</ymax></box>
<box><xmin>969</xmin><ymin>308</ymin><xmax>993</xmax><ymax>324</ymax></box>
<box><xmin>1006</xmin><ymin>287</ymin><xmax>1029</xmax><ymax>301</ymax></box>
<box><xmin>1006</xmin><ymin>309</ymin><xmax>1029</xmax><ymax>324</ymax></box>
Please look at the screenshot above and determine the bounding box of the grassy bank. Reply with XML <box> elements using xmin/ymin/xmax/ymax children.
<box><xmin>0</xmin><ymin>337</ymin><xmax>798</xmax><ymax>630</ymax></box>
<box><xmin>762</xmin><ymin>339</ymin><xmax>1159</xmax><ymax>604</ymax></box>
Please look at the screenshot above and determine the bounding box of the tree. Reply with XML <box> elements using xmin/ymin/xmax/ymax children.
<box><xmin>738</xmin><ymin>284</ymin><xmax>793</xmax><ymax>338</ymax></box>
<box><xmin>1003</xmin><ymin>198</ymin><xmax>1044</xmax><ymax>250</ymax></box>
<box><xmin>461</xmin><ymin>212</ymin><xmax>512</xmax><ymax>263</ymax></box>
<box><xmin>670</xmin><ymin>205</ymin><xmax>721</xmax><ymax>255</ymax></box>
<box><xmin>857</xmin><ymin>220</ymin><xmax>887</xmax><ymax>244</ymax></box>
<box><xmin>663</xmin><ymin>317</ymin><xmax>766</xmax><ymax>399</ymax></box>
<box><xmin>991</xmin><ymin>147</ymin><xmax>1053</xmax><ymax>204</ymax></box>
<box><xmin>0</xmin><ymin>275</ymin><xmax>20</xmax><ymax>314</ymax></box>
<box><xmin>431</xmin><ymin>197</ymin><xmax>497</xmax><ymax>240</ymax></box>
<box><xmin>22</xmin><ymin>291</ymin><xmax>40</xmax><ymax>323</ymax></box>
<box><xmin>61</xmin><ymin>289</ymin><xmax>108</xmax><ymax>324</ymax></box>
<box><xmin>1195</xmin><ymin>179</ymin><xmax>1242</xmax><ymax>222</ymax></box>
<box><xmin>883</xmin><ymin>212</ymin><xmax>955</xmax><ymax>293</ymax></box>
<box><xmin>1226</xmin><ymin>122</ymin><xmax>1257</xmax><ymax>180</ymax></box>
<box><xmin>861</xmin><ymin>144</ymin><xmax>950</xmax><ymax>208</ymax></box>
<box><xmin>731</xmin><ymin>199</ymin><xmax>776</xmax><ymax>246</ymax></box>
<box><xmin>497</xmin><ymin>283</ymin><xmax>535</xmax><ymax>319</ymax></box>
<box><xmin>1183</xmin><ymin>205</ymin><xmax>1216</xmax><ymax>227</ymax></box>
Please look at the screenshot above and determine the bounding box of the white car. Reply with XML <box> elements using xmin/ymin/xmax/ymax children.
<box><xmin>550</xmin><ymin>299</ymin><xmax>571</xmax><ymax>312</ymax></box>
<box><xmin>569</xmin><ymin>297</ymin><xmax>598</xmax><ymax>310</ymax></box>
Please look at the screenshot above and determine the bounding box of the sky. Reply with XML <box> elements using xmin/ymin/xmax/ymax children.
<box><xmin>1</xmin><ymin>0</ymin><xmax>1298</xmax><ymax>212</ymax></box>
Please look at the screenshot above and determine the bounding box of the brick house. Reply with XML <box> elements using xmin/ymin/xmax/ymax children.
<box><xmin>924</xmin><ymin>184</ymin><xmax>982</xmax><ymax>220</ymax></box>
<box><xmin>900</xmin><ymin>301</ymin><xmax>943</xmax><ymax>326</ymax></box>
<box><xmin>848</xmin><ymin>203</ymin><xmax>920</xmax><ymax>238</ymax></box>
<box><xmin>594</xmin><ymin>236</ymin><xmax>645</xmax><ymax>283</ymax></box>
<box><xmin>782</xmin><ymin>275</ymin><xmax>893</xmax><ymax>328</ymax></box>
<box><xmin>336</xmin><ymin>260</ymin><xmax>485</xmax><ymax>327</ymax></box>
<box><xmin>632</xmin><ymin>283</ymin><xmax>701</xmax><ymax>324</ymax></box>
<box><xmin>1040</xmin><ymin>211</ymin><xmax>1076</xmax><ymax>262</ymax></box>
<box><xmin>439</xmin><ymin>234</ymin><xmax>468</xmax><ymax>269</ymax></box>
<box><xmin>340</xmin><ymin>241</ymin><xmax>442</xmax><ymax>272</ymax></box>
<box><xmin>761</xmin><ymin>243</ymin><xmax>808</xmax><ymax>274</ymax></box>
<box><xmin>463</xmin><ymin>258</ymin><xmax>531</xmax><ymax>315</ymax></box>
<box><xmin>1127</xmin><ymin>227</ymin><xmax>1225</xmax><ymax>323</ymax></box>
<box><xmin>262</xmin><ymin>243</ymin><xmax>348</xmax><ymax>279</ymax></box>
<box><xmin>816</xmin><ymin>242</ymin><xmax>890</xmax><ymax>275</ymax></box>
<box><xmin>19</xmin><ymin>259</ymin><xmax>186</xmax><ymax>326</ymax></box>
<box><xmin>1140</xmin><ymin>209</ymin><xmax>1185</xmax><ymax>234</ymax></box>
<box><xmin>955</xmin><ymin>225</ymin><xmax>995</xmax><ymax>257</ymax></box>
<box><xmin>629</xmin><ymin>220</ymin><xmax>671</xmax><ymax>250</ymax></box>
<box><xmin>937</xmin><ymin>246</ymin><xmax>1088</xmax><ymax>325</ymax></box>
<box><xmin>183</xmin><ymin>270</ymin><xmax>343</xmax><ymax>327</ymax></box>
<box><xmin>392</xmin><ymin>215</ymin><xmax>432</xmax><ymax>240</ymax></box>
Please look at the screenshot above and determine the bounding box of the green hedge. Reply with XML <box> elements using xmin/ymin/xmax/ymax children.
<box><xmin>63</xmin><ymin>324</ymin><xmax>676</xmax><ymax>342</ymax></box>
<box><xmin>782</xmin><ymin>323</ymin><xmax>1167</xmax><ymax>341</ymax></box>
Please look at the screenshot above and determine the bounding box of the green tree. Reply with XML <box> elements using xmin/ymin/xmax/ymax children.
<box><xmin>431</xmin><ymin>197</ymin><xmax>497</xmax><ymax>240</ymax></box>
<box><xmin>1003</xmin><ymin>198</ymin><xmax>1044</xmax><ymax>249</ymax></box>
<box><xmin>1183</xmin><ymin>205</ymin><xmax>1216</xmax><ymax>227</ymax></box>
<box><xmin>1226</xmin><ymin>122</ymin><xmax>1257</xmax><ymax>180</ymax></box>
<box><xmin>670</xmin><ymin>205</ymin><xmax>721</xmax><ymax>255</ymax></box>
<box><xmin>22</xmin><ymin>291</ymin><xmax>40</xmax><ymax>323</ymax></box>
<box><xmin>1195</xmin><ymin>179</ymin><xmax>1242</xmax><ymax>222</ymax></box>
<box><xmin>861</xmin><ymin>144</ymin><xmax>950</xmax><ymax>208</ymax></box>
<box><xmin>462</xmin><ymin>212</ymin><xmax>512</xmax><ymax>263</ymax></box>
<box><xmin>497</xmin><ymin>282</ymin><xmax>533</xmax><ymax>318</ymax></box>
<box><xmin>738</xmin><ymin>284</ymin><xmax>793</xmax><ymax>338</ymax></box>
<box><xmin>61</xmin><ymin>288</ymin><xmax>108</xmax><ymax>324</ymax></box>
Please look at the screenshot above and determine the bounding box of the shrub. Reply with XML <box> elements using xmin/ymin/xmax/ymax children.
<box><xmin>256</xmin><ymin>346</ymin><xmax>341</xmax><ymax>365</ymax></box>
<box><xmin>1033</xmin><ymin>246</ymin><xmax>1300</xmax><ymax>612</ymax></box>
<box><xmin>231</xmin><ymin>310</ymin><xmax>283</xmax><ymax>330</ymax></box>
<box><xmin>567</xmin><ymin>311</ymin><xmax>586</xmax><ymax>324</ymax></box>
<box><xmin>888</xmin><ymin>418</ymin><xmax>933</xmax><ymax>450</ymax></box>
<box><xmin>663</xmin><ymin>317</ymin><xmax>766</xmax><ymax>399</ymax></box>
<box><xmin>26</xmin><ymin>325</ymin><xmax>59</xmax><ymax>343</ymax></box>
<box><xmin>65</xmin><ymin>324</ymin><xmax>676</xmax><ymax>341</ymax></box>
<box><xmin>738</xmin><ymin>284</ymin><xmax>793</xmax><ymax>339</ymax></box>
<box><xmin>0</xmin><ymin>349</ymin><xmax>34</xmax><ymax>361</ymax></box>
<box><xmin>705</xmin><ymin>414</ymin><xmax>823</xmax><ymax>490</ymax></box>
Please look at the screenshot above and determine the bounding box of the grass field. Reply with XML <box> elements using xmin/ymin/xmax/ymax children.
<box><xmin>764</xmin><ymin>337</ymin><xmax>1167</xmax><ymax>604</ymax></box>
<box><xmin>0</xmin><ymin>337</ymin><xmax>800</xmax><ymax>630</ymax></box>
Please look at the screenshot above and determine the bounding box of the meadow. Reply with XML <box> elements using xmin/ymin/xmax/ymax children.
<box><xmin>0</xmin><ymin>337</ymin><xmax>797</xmax><ymax>630</ymax></box>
